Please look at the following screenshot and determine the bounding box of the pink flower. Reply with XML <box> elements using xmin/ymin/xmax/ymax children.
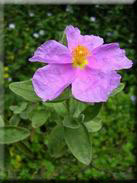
<box><xmin>29</xmin><ymin>25</ymin><xmax>133</xmax><ymax>103</ymax></box>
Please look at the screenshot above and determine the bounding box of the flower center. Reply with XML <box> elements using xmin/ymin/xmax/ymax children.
<box><xmin>72</xmin><ymin>45</ymin><xmax>90</xmax><ymax>69</ymax></box>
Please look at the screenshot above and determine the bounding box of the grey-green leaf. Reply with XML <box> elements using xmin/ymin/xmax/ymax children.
<box><xmin>64</xmin><ymin>124</ymin><xmax>92</xmax><ymax>165</ymax></box>
<box><xmin>31</xmin><ymin>110</ymin><xmax>50</xmax><ymax>128</ymax></box>
<box><xmin>0</xmin><ymin>126</ymin><xmax>30</xmax><ymax>144</ymax></box>
<box><xmin>9</xmin><ymin>102</ymin><xmax>27</xmax><ymax>114</ymax></box>
<box><xmin>63</xmin><ymin>115</ymin><xmax>80</xmax><ymax>129</ymax></box>
<box><xmin>48</xmin><ymin>125</ymin><xmax>65</xmax><ymax>158</ymax></box>
<box><xmin>45</xmin><ymin>87</ymin><xmax>71</xmax><ymax>103</ymax></box>
<box><xmin>111</xmin><ymin>83</ymin><xmax>125</xmax><ymax>96</ymax></box>
<box><xmin>69</xmin><ymin>98</ymin><xmax>87</xmax><ymax>118</ymax></box>
<box><xmin>84</xmin><ymin>120</ymin><xmax>102</xmax><ymax>133</ymax></box>
<box><xmin>9</xmin><ymin>80</ymin><xmax>40</xmax><ymax>102</ymax></box>
<box><xmin>82</xmin><ymin>103</ymin><xmax>102</xmax><ymax>122</ymax></box>
<box><xmin>52</xmin><ymin>102</ymin><xmax>68</xmax><ymax>117</ymax></box>
<box><xmin>59</xmin><ymin>31</ymin><xmax>67</xmax><ymax>45</ymax></box>
<box><xmin>9</xmin><ymin>115</ymin><xmax>20</xmax><ymax>126</ymax></box>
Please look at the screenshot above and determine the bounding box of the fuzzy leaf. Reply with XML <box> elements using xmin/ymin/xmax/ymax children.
<box><xmin>64</xmin><ymin>124</ymin><xmax>92</xmax><ymax>165</ymax></box>
<box><xmin>59</xmin><ymin>31</ymin><xmax>67</xmax><ymax>45</ymax></box>
<box><xmin>69</xmin><ymin>98</ymin><xmax>87</xmax><ymax>118</ymax></box>
<box><xmin>9</xmin><ymin>115</ymin><xmax>20</xmax><ymax>126</ymax></box>
<box><xmin>63</xmin><ymin>115</ymin><xmax>80</xmax><ymax>129</ymax></box>
<box><xmin>9</xmin><ymin>80</ymin><xmax>40</xmax><ymax>102</ymax></box>
<box><xmin>45</xmin><ymin>87</ymin><xmax>71</xmax><ymax>103</ymax></box>
<box><xmin>0</xmin><ymin>126</ymin><xmax>30</xmax><ymax>144</ymax></box>
<box><xmin>111</xmin><ymin>83</ymin><xmax>125</xmax><ymax>96</ymax></box>
<box><xmin>48</xmin><ymin>125</ymin><xmax>65</xmax><ymax>158</ymax></box>
<box><xmin>30</xmin><ymin>110</ymin><xmax>50</xmax><ymax>128</ymax></box>
<box><xmin>52</xmin><ymin>102</ymin><xmax>68</xmax><ymax>117</ymax></box>
<box><xmin>82</xmin><ymin>103</ymin><xmax>102</xmax><ymax>122</ymax></box>
<box><xmin>84</xmin><ymin>119</ymin><xmax>102</xmax><ymax>133</ymax></box>
<box><xmin>9</xmin><ymin>102</ymin><xmax>27</xmax><ymax>114</ymax></box>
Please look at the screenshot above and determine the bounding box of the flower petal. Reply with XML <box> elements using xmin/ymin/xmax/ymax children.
<box><xmin>65</xmin><ymin>25</ymin><xmax>103</xmax><ymax>53</ymax></box>
<box><xmin>72</xmin><ymin>67</ymin><xmax>121</xmax><ymax>103</ymax></box>
<box><xmin>32</xmin><ymin>64</ymin><xmax>76</xmax><ymax>101</ymax></box>
<box><xmin>29</xmin><ymin>40</ymin><xmax>71</xmax><ymax>64</ymax></box>
<box><xmin>65</xmin><ymin>25</ymin><xmax>81</xmax><ymax>51</ymax></box>
<box><xmin>78</xmin><ymin>35</ymin><xmax>104</xmax><ymax>52</ymax></box>
<box><xmin>88</xmin><ymin>43</ymin><xmax>133</xmax><ymax>72</ymax></box>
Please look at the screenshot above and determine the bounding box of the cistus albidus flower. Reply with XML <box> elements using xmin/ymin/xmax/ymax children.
<box><xmin>29</xmin><ymin>25</ymin><xmax>133</xmax><ymax>103</ymax></box>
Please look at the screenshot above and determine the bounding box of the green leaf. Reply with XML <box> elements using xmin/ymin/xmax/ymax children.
<box><xmin>0</xmin><ymin>115</ymin><xmax>4</xmax><ymax>127</ymax></box>
<box><xmin>9</xmin><ymin>80</ymin><xmax>40</xmax><ymax>102</ymax></box>
<box><xmin>69</xmin><ymin>98</ymin><xmax>87</xmax><ymax>118</ymax></box>
<box><xmin>20</xmin><ymin>111</ymin><xmax>29</xmax><ymax>120</ymax></box>
<box><xmin>59</xmin><ymin>31</ymin><xmax>67</xmax><ymax>45</ymax></box>
<box><xmin>111</xmin><ymin>83</ymin><xmax>125</xmax><ymax>96</ymax></box>
<box><xmin>64</xmin><ymin>124</ymin><xmax>92</xmax><ymax>165</ymax></box>
<box><xmin>48</xmin><ymin>125</ymin><xmax>65</xmax><ymax>158</ymax></box>
<box><xmin>9</xmin><ymin>102</ymin><xmax>27</xmax><ymax>114</ymax></box>
<box><xmin>20</xmin><ymin>103</ymin><xmax>37</xmax><ymax>120</ymax></box>
<box><xmin>82</xmin><ymin>103</ymin><xmax>102</xmax><ymax>122</ymax></box>
<box><xmin>9</xmin><ymin>115</ymin><xmax>20</xmax><ymax>126</ymax></box>
<box><xmin>63</xmin><ymin>115</ymin><xmax>80</xmax><ymax>129</ymax></box>
<box><xmin>44</xmin><ymin>87</ymin><xmax>71</xmax><ymax>103</ymax></box>
<box><xmin>84</xmin><ymin>119</ymin><xmax>102</xmax><ymax>133</ymax></box>
<box><xmin>0</xmin><ymin>126</ymin><xmax>30</xmax><ymax>144</ymax></box>
<box><xmin>30</xmin><ymin>110</ymin><xmax>50</xmax><ymax>128</ymax></box>
<box><xmin>52</xmin><ymin>102</ymin><xmax>68</xmax><ymax>117</ymax></box>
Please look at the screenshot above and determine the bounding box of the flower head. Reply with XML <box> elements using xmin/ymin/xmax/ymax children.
<box><xmin>29</xmin><ymin>25</ymin><xmax>133</xmax><ymax>103</ymax></box>
<box><xmin>72</xmin><ymin>45</ymin><xmax>90</xmax><ymax>69</ymax></box>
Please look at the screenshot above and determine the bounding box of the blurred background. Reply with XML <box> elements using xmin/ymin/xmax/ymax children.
<box><xmin>2</xmin><ymin>4</ymin><xmax>137</xmax><ymax>180</ymax></box>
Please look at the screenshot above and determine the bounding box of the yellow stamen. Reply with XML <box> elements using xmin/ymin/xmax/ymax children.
<box><xmin>72</xmin><ymin>45</ymin><xmax>90</xmax><ymax>69</ymax></box>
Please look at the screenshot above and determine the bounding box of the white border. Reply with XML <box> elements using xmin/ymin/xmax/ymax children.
<box><xmin>0</xmin><ymin>0</ymin><xmax>135</xmax><ymax>4</ymax></box>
